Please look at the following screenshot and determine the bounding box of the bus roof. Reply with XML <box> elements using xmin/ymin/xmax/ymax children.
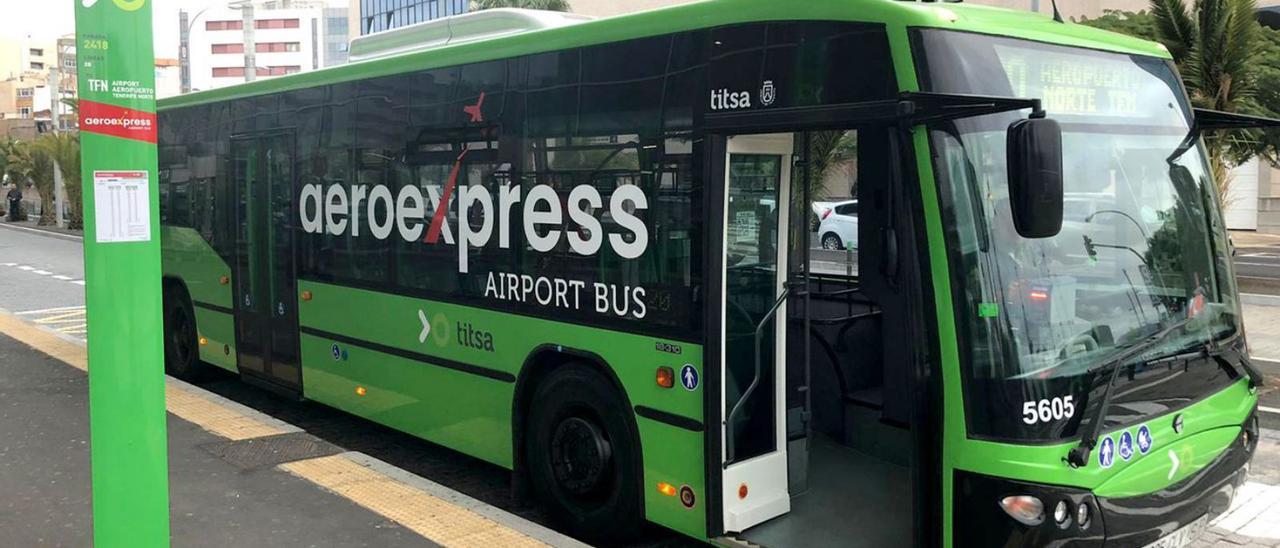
<box><xmin>159</xmin><ymin>0</ymin><xmax>1169</xmax><ymax>111</ymax></box>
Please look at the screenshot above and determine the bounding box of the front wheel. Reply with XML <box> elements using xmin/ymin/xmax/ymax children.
<box><xmin>163</xmin><ymin>284</ymin><xmax>207</xmax><ymax>380</ymax></box>
<box><xmin>821</xmin><ymin>232</ymin><xmax>843</xmax><ymax>250</ymax></box>
<box><xmin>526</xmin><ymin>363</ymin><xmax>644</xmax><ymax>544</ymax></box>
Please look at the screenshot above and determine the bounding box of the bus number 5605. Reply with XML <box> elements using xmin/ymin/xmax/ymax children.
<box><xmin>1022</xmin><ymin>396</ymin><xmax>1075</xmax><ymax>425</ymax></box>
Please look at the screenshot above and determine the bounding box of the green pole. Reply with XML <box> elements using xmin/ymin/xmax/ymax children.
<box><xmin>73</xmin><ymin>1</ymin><xmax>171</xmax><ymax>546</ymax></box>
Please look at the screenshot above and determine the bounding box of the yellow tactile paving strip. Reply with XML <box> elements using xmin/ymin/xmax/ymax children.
<box><xmin>282</xmin><ymin>455</ymin><xmax>548</xmax><ymax>548</ymax></box>
<box><xmin>0</xmin><ymin>311</ymin><xmax>88</xmax><ymax>371</ymax></box>
<box><xmin>0</xmin><ymin>308</ymin><xmax>287</xmax><ymax>440</ymax></box>
<box><xmin>0</xmin><ymin>308</ymin><xmax>556</xmax><ymax>547</ymax></box>
<box><xmin>163</xmin><ymin>383</ymin><xmax>291</xmax><ymax>440</ymax></box>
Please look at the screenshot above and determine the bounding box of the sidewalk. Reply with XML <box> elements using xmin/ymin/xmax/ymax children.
<box><xmin>1246</xmin><ymin>293</ymin><xmax>1280</xmax><ymax>363</ymax></box>
<box><xmin>1232</xmin><ymin>230</ymin><xmax>1280</xmax><ymax>248</ymax></box>
<box><xmin>0</xmin><ymin>310</ymin><xmax>585</xmax><ymax>547</ymax></box>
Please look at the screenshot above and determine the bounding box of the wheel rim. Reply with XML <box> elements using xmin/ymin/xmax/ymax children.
<box><xmin>549</xmin><ymin>415</ymin><xmax>613</xmax><ymax>500</ymax></box>
<box><xmin>823</xmin><ymin>235</ymin><xmax>839</xmax><ymax>250</ymax></box>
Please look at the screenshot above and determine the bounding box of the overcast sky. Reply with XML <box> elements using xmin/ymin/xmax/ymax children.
<box><xmin>0</xmin><ymin>0</ymin><xmax>247</xmax><ymax>59</ymax></box>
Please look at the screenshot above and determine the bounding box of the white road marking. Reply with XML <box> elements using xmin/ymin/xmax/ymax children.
<box><xmin>1261</xmin><ymin>406</ymin><xmax>1280</xmax><ymax>415</ymax></box>
<box><xmin>17</xmin><ymin>265</ymin><xmax>33</xmax><ymax>271</ymax></box>
<box><xmin>52</xmin><ymin>275</ymin><xmax>71</xmax><ymax>280</ymax></box>
<box><xmin>31</xmin><ymin>270</ymin><xmax>51</xmax><ymax>275</ymax></box>
<box><xmin>1</xmin><ymin>262</ymin><xmax>14</xmax><ymax>266</ymax></box>
<box><xmin>70</xmin><ymin>280</ymin><xmax>84</xmax><ymax>285</ymax></box>
<box><xmin>15</xmin><ymin>305</ymin><xmax>86</xmax><ymax>315</ymax></box>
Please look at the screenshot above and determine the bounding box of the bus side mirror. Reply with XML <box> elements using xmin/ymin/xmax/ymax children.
<box><xmin>1006</xmin><ymin>117</ymin><xmax>1064</xmax><ymax>238</ymax></box>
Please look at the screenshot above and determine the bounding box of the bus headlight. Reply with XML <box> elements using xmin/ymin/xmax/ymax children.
<box><xmin>1076</xmin><ymin>502</ymin><xmax>1091</xmax><ymax>530</ymax></box>
<box><xmin>999</xmin><ymin>495</ymin><xmax>1045</xmax><ymax>526</ymax></box>
<box><xmin>1053</xmin><ymin>500</ymin><xmax>1071</xmax><ymax>527</ymax></box>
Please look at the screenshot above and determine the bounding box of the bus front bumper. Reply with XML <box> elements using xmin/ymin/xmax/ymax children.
<box><xmin>954</xmin><ymin>411</ymin><xmax>1257</xmax><ymax>548</ymax></box>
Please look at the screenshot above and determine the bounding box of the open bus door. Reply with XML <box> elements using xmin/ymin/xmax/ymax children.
<box><xmin>718</xmin><ymin>133</ymin><xmax>794</xmax><ymax>532</ymax></box>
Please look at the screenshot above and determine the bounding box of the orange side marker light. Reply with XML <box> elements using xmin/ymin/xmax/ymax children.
<box><xmin>656</xmin><ymin>366</ymin><xmax>675</xmax><ymax>388</ymax></box>
<box><xmin>301</xmin><ymin>290</ymin><xmax>313</xmax><ymax>301</ymax></box>
<box><xmin>355</xmin><ymin>386</ymin><xmax>367</xmax><ymax>396</ymax></box>
<box><xmin>658</xmin><ymin>483</ymin><xmax>677</xmax><ymax>497</ymax></box>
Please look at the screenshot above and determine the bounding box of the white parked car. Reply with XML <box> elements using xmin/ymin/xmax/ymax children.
<box><xmin>818</xmin><ymin>200</ymin><xmax>858</xmax><ymax>250</ymax></box>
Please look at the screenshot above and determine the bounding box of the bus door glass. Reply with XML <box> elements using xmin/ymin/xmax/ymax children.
<box><xmin>231</xmin><ymin>133</ymin><xmax>301</xmax><ymax>390</ymax></box>
<box><xmin>721</xmin><ymin>133</ymin><xmax>793</xmax><ymax>532</ymax></box>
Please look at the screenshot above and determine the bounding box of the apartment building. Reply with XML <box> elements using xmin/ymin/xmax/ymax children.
<box><xmin>187</xmin><ymin>0</ymin><xmax>349</xmax><ymax>92</ymax></box>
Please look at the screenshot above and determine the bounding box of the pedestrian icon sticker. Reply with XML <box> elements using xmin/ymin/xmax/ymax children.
<box><xmin>1137</xmin><ymin>425</ymin><xmax>1153</xmax><ymax>454</ymax></box>
<box><xmin>331</xmin><ymin>343</ymin><xmax>341</xmax><ymax>360</ymax></box>
<box><xmin>1118</xmin><ymin>431</ymin><xmax>1134</xmax><ymax>461</ymax></box>
<box><xmin>1098</xmin><ymin>436</ymin><xmax>1115</xmax><ymax>468</ymax></box>
<box><xmin>680</xmin><ymin>364</ymin><xmax>699</xmax><ymax>391</ymax></box>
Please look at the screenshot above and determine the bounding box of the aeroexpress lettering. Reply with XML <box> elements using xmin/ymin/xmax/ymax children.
<box><xmin>297</xmin><ymin>94</ymin><xmax>650</xmax><ymax>320</ymax></box>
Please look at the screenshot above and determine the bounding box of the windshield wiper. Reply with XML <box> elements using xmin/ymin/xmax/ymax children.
<box><xmin>1065</xmin><ymin>316</ymin><xmax>1195</xmax><ymax>468</ymax></box>
<box><xmin>1206</xmin><ymin>334</ymin><xmax>1265</xmax><ymax>390</ymax></box>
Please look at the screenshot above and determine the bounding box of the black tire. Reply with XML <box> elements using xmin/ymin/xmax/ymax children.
<box><xmin>525</xmin><ymin>363</ymin><xmax>644</xmax><ymax>544</ymax></box>
<box><xmin>163</xmin><ymin>284</ymin><xmax>207</xmax><ymax>380</ymax></box>
<box><xmin>821</xmin><ymin>232</ymin><xmax>843</xmax><ymax>250</ymax></box>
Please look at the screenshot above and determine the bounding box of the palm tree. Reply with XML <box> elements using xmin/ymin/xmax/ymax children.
<box><xmin>1151</xmin><ymin>0</ymin><xmax>1262</xmax><ymax>200</ymax></box>
<box><xmin>36</xmin><ymin>133</ymin><xmax>81</xmax><ymax>229</ymax></box>
<box><xmin>26</xmin><ymin>142</ymin><xmax>56</xmax><ymax>226</ymax></box>
<box><xmin>470</xmin><ymin>0</ymin><xmax>571</xmax><ymax>11</ymax></box>
<box><xmin>4</xmin><ymin>141</ymin><xmax>37</xmax><ymax>222</ymax></box>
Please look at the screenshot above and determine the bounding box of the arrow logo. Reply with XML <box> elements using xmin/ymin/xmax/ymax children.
<box><xmin>418</xmin><ymin>309</ymin><xmax>430</xmax><ymax>343</ymax></box>
<box><xmin>1168</xmin><ymin>449</ymin><xmax>1180</xmax><ymax>480</ymax></box>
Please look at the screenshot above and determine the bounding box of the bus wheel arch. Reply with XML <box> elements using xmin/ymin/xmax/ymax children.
<box><xmin>513</xmin><ymin>345</ymin><xmax>645</xmax><ymax>542</ymax></box>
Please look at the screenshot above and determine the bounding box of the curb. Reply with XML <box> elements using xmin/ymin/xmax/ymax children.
<box><xmin>0</xmin><ymin>221</ymin><xmax>84</xmax><ymax>243</ymax></box>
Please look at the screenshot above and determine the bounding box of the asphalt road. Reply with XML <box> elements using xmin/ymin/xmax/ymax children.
<box><xmin>1236</xmin><ymin>246</ymin><xmax>1280</xmax><ymax>295</ymax></box>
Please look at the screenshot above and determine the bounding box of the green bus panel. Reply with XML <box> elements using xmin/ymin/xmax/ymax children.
<box><xmin>159</xmin><ymin>226</ymin><xmax>232</xmax><ymax>309</ymax></box>
<box><xmin>296</xmin><ymin>280</ymin><xmax>708</xmax><ymax>537</ymax></box>
<box><xmin>950</xmin><ymin>378</ymin><xmax>1254</xmax><ymax>494</ymax></box>
<box><xmin>193</xmin><ymin>307</ymin><xmax>237</xmax><ymax>373</ymax></box>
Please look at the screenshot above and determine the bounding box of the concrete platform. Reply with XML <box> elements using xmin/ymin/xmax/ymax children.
<box><xmin>0</xmin><ymin>309</ymin><xmax>586</xmax><ymax>547</ymax></box>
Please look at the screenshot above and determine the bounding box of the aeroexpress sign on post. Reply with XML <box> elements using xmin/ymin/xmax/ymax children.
<box><xmin>73</xmin><ymin>0</ymin><xmax>171</xmax><ymax>546</ymax></box>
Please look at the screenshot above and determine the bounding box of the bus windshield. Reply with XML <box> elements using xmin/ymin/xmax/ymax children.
<box><xmin>916</xmin><ymin>30</ymin><xmax>1242</xmax><ymax>441</ymax></box>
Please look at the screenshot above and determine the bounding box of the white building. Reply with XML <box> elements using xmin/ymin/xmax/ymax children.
<box><xmin>187</xmin><ymin>1</ymin><xmax>348</xmax><ymax>92</ymax></box>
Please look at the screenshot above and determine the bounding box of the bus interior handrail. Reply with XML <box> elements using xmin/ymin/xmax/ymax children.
<box><xmin>724</xmin><ymin>286</ymin><xmax>792</xmax><ymax>466</ymax></box>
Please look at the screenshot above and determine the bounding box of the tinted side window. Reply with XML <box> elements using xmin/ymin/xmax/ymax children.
<box><xmin>709</xmin><ymin>22</ymin><xmax>896</xmax><ymax>111</ymax></box>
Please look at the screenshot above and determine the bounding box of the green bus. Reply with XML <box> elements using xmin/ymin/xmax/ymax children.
<box><xmin>156</xmin><ymin>1</ymin><xmax>1268</xmax><ymax>546</ymax></box>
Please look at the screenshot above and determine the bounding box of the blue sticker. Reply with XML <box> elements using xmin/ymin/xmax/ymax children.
<box><xmin>679</xmin><ymin>364</ymin><xmax>699</xmax><ymax>391</ymax></box>
<box><xmin>331</xmin><ymin>343</ymin><xmax>341</xmax><ymax>360</ymax></box>
<box><xmin>1118</xmin><ymin>431</ymin><xmax>1134</xmax><ymax>461</ymax></box>
<box><xmin>1098</xmin><ymin>436</ymin><xmax>1115</xmax><ymax>468</ymax></box>
<box><xmin>341</xmin><ymin>349</ymin><xmax>349</xmax><ymax>361</ymax></box>
<box><xmin>1137</xmin><ymin>425</ymin><xmax>1153</xmax><ymax>454</ymax></box>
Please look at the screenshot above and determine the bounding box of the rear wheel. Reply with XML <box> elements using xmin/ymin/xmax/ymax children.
<box><xmin>821</xmin><ymin>232</ymin><xmax>843</xmax><ymax>250</ymax></box>
<box><xmin>163</xmin><ymin>284</ymin><xmax>207</xmax><ymax>380</ymax></box>
<box><xmin>526</xmin><ymin>363</ymin><xmax>643</xmax><ymax>543</ymax></box>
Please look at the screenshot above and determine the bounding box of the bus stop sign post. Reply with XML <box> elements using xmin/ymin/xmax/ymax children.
<box><xmin>73</xmin><ymin>1</ymin><xmax>171</xmax><ymax>546</ymax></box>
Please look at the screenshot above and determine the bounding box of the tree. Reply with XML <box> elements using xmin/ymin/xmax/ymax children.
<box><xmin>36</xmin><ymin>132</ymin><xmax>81</xmax><ymax>229</ymax></box>
<box><xmin>804</xmin><ymin>130</ymin><xmax>858</xmax><ymax>200</ymax></box>
<box><xmin>27</xmin><ymin>142</ymin><xmax>56</xmax><ymax>226</ymax></box>
<box><xmin>470</xmin><ymin>0</ymin><xmax>571</xmax><ymax>11</ymax></box>
<box><xmin>0</xmin><ymin>138</ymin><xmax>16</xmax><ymax>187</ymax></box>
